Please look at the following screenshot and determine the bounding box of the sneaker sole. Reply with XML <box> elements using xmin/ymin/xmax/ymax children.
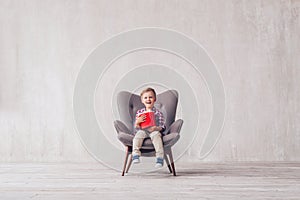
<box><xmin>132</xmin><ymin>160</ymin><xmax>140</xmax><ymax>164</ymax></box>
<box><xmin>155</xmin><ymin>164</ymin><xmax>163</xmax><ymax>168</ymax></box>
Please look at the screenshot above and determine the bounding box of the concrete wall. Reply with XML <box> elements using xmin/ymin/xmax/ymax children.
<box><xmin>0</xmin><ymin>0</ymin><xmax>299</xmax><ymax>162</ymax></box>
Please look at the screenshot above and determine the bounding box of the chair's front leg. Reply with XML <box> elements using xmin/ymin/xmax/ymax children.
<box><xmin>122</xmin><ymin>146</ymin><xmax>130</xmax><ymax>176</ymax></box>
<box><xmin>167</xmin><ymin>148</ymin><xmax>176</xmax><ymax>176</ymax></box>
<box><xmin>164</xmin><ymin>153</ymin><xmax>172</xmax><ymax>173</ymax></box>
<box><xmin>125</xmin><ymin>153</ymin><xmax>133</xmax><ymax>173</ymax></box>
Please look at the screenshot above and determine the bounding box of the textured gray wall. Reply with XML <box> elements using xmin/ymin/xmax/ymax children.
<box><xmin>0</xmin><ymin>0</ymin><xmax>299</xmax><ymax>162</ymax></box>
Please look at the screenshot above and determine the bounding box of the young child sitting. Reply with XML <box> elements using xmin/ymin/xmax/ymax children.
<box><xmin>132</xmin><ymin>87</ymin><xmax>166</xmax><ymax>168</ymax></box>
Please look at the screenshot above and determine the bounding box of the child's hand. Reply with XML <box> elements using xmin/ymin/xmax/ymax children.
<box><xmin>135</xmin><ymin>114</ymin><xmax>146</xmax><ymax>126</ymax></box>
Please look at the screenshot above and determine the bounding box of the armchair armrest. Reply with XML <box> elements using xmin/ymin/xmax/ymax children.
<box><xmin>165</xmin><ymin>119</ymin><xmax>184</xmax><ymax>134</ymax></box>
<box><xmin>114</xmin><ymin>120</ymin><xmax>131</xmax><ymax>134</ymax></box>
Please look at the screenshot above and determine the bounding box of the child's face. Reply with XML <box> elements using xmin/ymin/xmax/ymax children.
<box><xmin>141</xmin><ymin>91</ymin><xmax>156</xmax><ymax>109</ymax></box>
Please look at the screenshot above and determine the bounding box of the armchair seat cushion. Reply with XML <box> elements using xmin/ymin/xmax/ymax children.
<box><xmin>117</xmin><ymin>132</ymin><xmax>180</xmax><ymax>150</ymax></box>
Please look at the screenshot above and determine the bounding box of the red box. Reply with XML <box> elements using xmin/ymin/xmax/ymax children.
<box><xmin>139</xmin><ymin>111</ymin><xmax>156</xmax><ymax>129</ymax></box>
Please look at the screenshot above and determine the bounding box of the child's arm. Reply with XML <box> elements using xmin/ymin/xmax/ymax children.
<box><xmin>156</xmin><ymin>109</ymin><xmax>166</xmax><ymax>132</ymax></box>
<box><xmin>134</xmin><ymin>112</ymin><xmax>146</xmax><ymax>129</ymax></box>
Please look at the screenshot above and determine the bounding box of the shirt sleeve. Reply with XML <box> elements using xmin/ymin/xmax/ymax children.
<box><xmin>134</xmin><ymin>109</ymin><xmax>143</xmax><ymax>133</ymax></box>
<box><xmin>156</xmin><ymin>110</ymin><xmax>166</xmax><ymax>133</ymax></box>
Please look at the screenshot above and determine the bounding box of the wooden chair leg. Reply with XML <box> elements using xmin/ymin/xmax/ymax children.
<box><xmin>164</xmin><ymin>153</ymin><xmax>172</xmax><ymax>173</ymax></box>
<box><xmin>125</xmin><ymin>154</ymin><xmax>133</xmax><ymax>173</ymax></box>
<box><xmin>168</xmin><ymin>149</ymin><xmax>176</xmax><ymax>176</ymax></box>
<box><xmin>122</xmin><ymin>146</ymin><xmax>130</xmax><ymax>176</ymax></box>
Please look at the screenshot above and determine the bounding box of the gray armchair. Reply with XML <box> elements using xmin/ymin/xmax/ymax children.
<box><xmin>114</xmin><ymin>90</ymin><xmax>183</xmax><ymax>176</ymax></box>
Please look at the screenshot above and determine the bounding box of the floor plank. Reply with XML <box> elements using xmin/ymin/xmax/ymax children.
<box><xmin>0</xmin><ymin>162</ymin><xmax>299</xmax><ymax>200</ymax></box>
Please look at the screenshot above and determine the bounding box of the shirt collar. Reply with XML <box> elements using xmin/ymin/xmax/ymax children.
<box><xmin>143</xmin><ymin>107</ymin><xmax>156</xmax><ymax>112</ymax></box>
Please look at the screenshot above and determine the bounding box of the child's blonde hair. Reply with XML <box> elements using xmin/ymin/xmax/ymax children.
<box><xmin>140</xmin><ymin>87</ymin><xmax>157</xmax><ymax>99</ymax></box>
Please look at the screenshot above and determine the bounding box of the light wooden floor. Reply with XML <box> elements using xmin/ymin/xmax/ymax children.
<box><xmin>0</xmin><ymin>162</ymin><xmax>299</xmax><ymax>200</ymax></box>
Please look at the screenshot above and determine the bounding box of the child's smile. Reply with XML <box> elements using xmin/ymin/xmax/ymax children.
<box><xmin>141</xmin><ymin>91</ymin><xmax>156</xmax><ymax>110</ymax></box>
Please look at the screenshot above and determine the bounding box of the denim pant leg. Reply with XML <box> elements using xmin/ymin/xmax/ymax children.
<box><xmin>132</xmin><ymin>130</ymin><xmax>147</xmax><ymax>156</ymax></box>
<box><xmin>149</xmin><ymin>131</ymin><xmax>164</xmax><ymax>158</ymax></box>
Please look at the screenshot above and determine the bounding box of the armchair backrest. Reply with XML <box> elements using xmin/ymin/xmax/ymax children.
<box><xmin>117</xmin><ymin>90</ymin><xmax>179</xmax><ymax>133</ymax></box>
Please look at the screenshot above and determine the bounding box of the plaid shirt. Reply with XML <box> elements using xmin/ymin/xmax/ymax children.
<box><xmin>134</xmin><ymin>107</ymin><xmax>166</xmax><ymax>134</ymax></box>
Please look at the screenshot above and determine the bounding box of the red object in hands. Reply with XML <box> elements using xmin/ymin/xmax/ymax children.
<box><xmin>139</xmin><ymin>111</ymin><xmax>156</xmax><ymax>129</ymax></box>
